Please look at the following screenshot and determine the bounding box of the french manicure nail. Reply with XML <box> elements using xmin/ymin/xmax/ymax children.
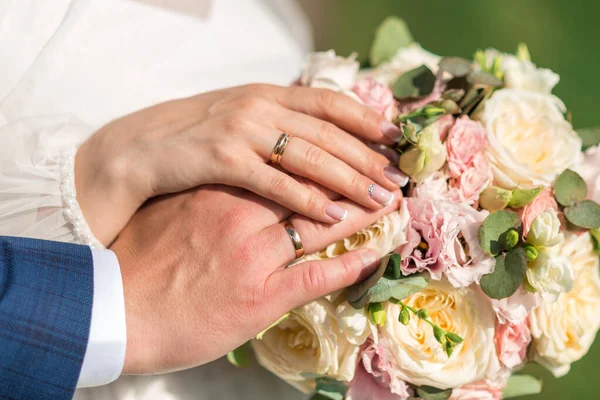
<box><xmin>368</xmin><ymin>184</ymin><xmax>394</xmax><ymax>207</ymax></box>
<box><xmin>380</xmin><ymin>120</ymin><xmax>403</xmax><ymax>141</ymax></box>
<box><xmin>361</xmin><ymin>251</ymin><xmax>379</xmax><ymax>266</ymax></box>
<box><xmin>326</xmin><ymin>204</ymin><xmax>348</xmax><ymax>222</ymax></box>
<box><xmin>384</xmin><ymin>166</ymin><xmax>409</xmax><ymax>187</ymax></box>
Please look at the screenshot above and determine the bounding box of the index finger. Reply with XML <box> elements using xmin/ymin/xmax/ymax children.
<box><xmin>277</xmin><ymin>86</ymin><xmax>403</xmax><ymax>144</ymax></box>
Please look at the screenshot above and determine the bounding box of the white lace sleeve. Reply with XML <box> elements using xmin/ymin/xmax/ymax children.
<box><xmin>0</xmin><ymin>116</ymin><xmax>103</xmax><ymax>248</ymax></box>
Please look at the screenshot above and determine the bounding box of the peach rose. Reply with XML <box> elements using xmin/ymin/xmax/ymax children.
<box><xmin>450</xmin><ymin>380</ymin><xmax>503</xmax><ymax>400</ymax></box>
<box><xmin>353</xmin><ymin>77</ymin><xmax>397</xmax><ymax>121</ymax></box>
<box><xmin>453</xmin><ymin>154</ymin><xmax>493</xmax><ymax>204</ymax></box>
<box><xmin>446</xmin><ymin>116</ymin><xmax>489</xmax><ymax>177</ymax></box>
<box><xmin>519</xmin><ymin>188</ymin><xmax>559</xmax><ymax>236</ymax></box>
<box><xmin>495</xmin><ymin>319</ymin><xmax>531</xmax><ymax>369</ymax></box>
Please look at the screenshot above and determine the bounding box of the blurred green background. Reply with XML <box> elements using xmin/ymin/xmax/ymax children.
<box><xmin>301</xmin><ymin>0</ymin><xmax>599</xmax><ymax>399</ymax></box>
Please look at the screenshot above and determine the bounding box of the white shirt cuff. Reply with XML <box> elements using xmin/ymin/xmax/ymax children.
<box><xmin>77</xmin><ymin>249</ymin><xmax>127</xmax><ymax>388</ymax></box>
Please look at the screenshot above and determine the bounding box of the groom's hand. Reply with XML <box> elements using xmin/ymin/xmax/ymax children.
<box><xmin>111</xmin><ymin>184</ymin><xmax>401</xmax><ymax>375</ymax></box>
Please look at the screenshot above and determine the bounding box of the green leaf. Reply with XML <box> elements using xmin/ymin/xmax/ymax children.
<box><xmin>554</xmin><ymin>169</ymin><xmax>588</xmax><ymax>207</ymax></box>
<box><xmin>576</xmin><ymin>127</ymin><xmax>600</xmax><ymax>150</ymax></box>
<box><xmin>369</xmin><ymin>16</ymin><xmax>414</xmax><ymax>67</ymax></box>
<box><xmin>347</xmin><ymin>254</ymin><xmax>392</xmax><ymax>307</ymax></box>
<box><xmin>349</xmin><ymin>275</ymin><xmax>429</xmax><ymax>309</ymax></box>
<box><xmin>392</xmin><ymin>65</ymin><xmax>436</xmax><ymax>99</ymax></box>
<box><xmin>480</xmin><ymin>186</ymin><xmax>513</xmax><ymax>212</ymax></box>
<box><xmin>480</xmin><ymin>248</ymin><xmax>528</xmax><ymax>299</ymax></box>
<box><xmin>478</xmin><ymin>210</ymin><xmax>523</xmax><ymax>256</ymax></box>
<box><xmin>591</xmin><ymin>228</ymin><xmax>600</xmax><ymax>256</ymax></box>
<box><xmin>508</xmin><ymin>187</ymin><xmax>543</xmax><ymax>208</ymax></box>
<box><xmin>384</xmin><ymin>253</ymin><xmax>402</xmax><ymax>279</ymax></box>
<box><xmin>438</xmin><ymin>57</ymin><xmax>473</xmax><ymax>77</ymax></box>
<box><xmin>502</xmin><ymin>375</ymin><xmax>542</xmax><ymax>398</ymax></box>
<box><xmin>313</xmin><ymin>377</ymin><xmax>348</xmax><ymax>400</ymax></box>
<box><xmin>441</xmin><ymin>89</ymin><xmax>465</xmax><ymax>102</ymax></box>
<box><xmin>564</xmin><ymin>200</ymin><xmax>600</xmax><ymax>229</ymax></box>
<box><xmin>255</xmin><ymin>313</ymin><xmax>289</xmax><ymax>340</ymax></box>
<box><xmin>416</xmin><ymin>386</ymin><xmax>453</xmax><ymax>400</ymax></box>
<box><xmin>467</xmin><ymin>70</ymin><xmax>504</xmax><ymax>88</ymax></box>
<box><xmin>227</xmin><ymin>343</ymin><xmax>250</xmax><ymax>368</ymax></box>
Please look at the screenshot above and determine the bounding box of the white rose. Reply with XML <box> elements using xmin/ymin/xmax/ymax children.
<box><xmin>335</xmin><ymin>301</ymin><xmax>377</xmax><ymax>346</ymax></box>
<box><xmin>380</xmin><ymin>279</ymin><xmax>501</xmax><ymax>389</ymax></box>
<box><xmin>308</xmin><ymin>207</ymin><xmax>410</xmax><ymax>261</ymax></box>
<box><xmin>477</xmin><ymin>89</ymin><xmax>582</xmax><ymax>189</ymax></box>
<box><xmin>530</xmin><ymin>232</ymin><xmax>600</xmax><ymax>377</ymax></box>
<box><xmin>485</xmin><ymin>49</ymin><xmax>559</xmax><ymax>93</ymax></box>
<box><xmin>369</xmin><ymin>44</ymin><xmax>441</xmax><ymax>86</ymax></box>
<box><xmin>527</xmin><ymin>210</ymin><xmax>563</xmax><ymax>247</ymax></box>
<box><xmin>526</xmin><ymin>247</ymin><xmax>574</xmax><ymax>304</ymax></box>
<box><xmin>300</xmin><ymin>50</ymin><xmax>359</xmax><ymax>91</ymax></box>
<box><xmin>576</xmin><ymin>145</ymin><xmax>600</xmax><ymax>203</ymax></box>
<box><xmin>251</xmin><ymin>298</ymin><xmax>359</xmax><ymax>393</ymax></box>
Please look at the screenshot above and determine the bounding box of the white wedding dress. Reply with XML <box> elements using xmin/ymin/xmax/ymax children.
<box><xmin>0</xmin><ymin>0</ymin><xmax>310</xmax><ymax>398</ymax></box>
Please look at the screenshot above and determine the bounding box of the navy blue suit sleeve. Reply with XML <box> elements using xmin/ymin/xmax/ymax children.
<box><xmin>0</xmin><ymin>236</ymin><xmax>94</xmax><ymax>400</ymax></box>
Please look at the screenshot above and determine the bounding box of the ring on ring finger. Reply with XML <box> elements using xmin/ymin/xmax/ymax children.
<box><xmin>270</xmin><ymin>132</ymin><xmax>292</xmax><ymax>165</ymax></box>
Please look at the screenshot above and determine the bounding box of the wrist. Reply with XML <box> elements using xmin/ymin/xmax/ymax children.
<box><xmin>75</xmin><ymin>140</ymin><xmax>146</xmax><ymax>246</ymax></box>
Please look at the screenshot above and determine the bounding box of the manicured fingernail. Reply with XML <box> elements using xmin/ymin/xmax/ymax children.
<box><xmin>326</xmin><ymin>204</ymin><xmax>348</xmax><ymax>222</ymax></box>
<box><xmin>380</xmin><ymin>120</ymin><xmax>403</xmax><ymax>141</ymax></box>
<box><xmin>368</xmin><ymin>184</ymin><xmax>394</xmax><ymax>207</ymax></box>
<box><xmin>361</xmin><ymin>250</ymin><xmax>379</xmax><ymax>266</ymax></box>
<box><xmin>384</xmin><ymin>166</ymin><xmax>409</xmax><ymax>187</ymax></box>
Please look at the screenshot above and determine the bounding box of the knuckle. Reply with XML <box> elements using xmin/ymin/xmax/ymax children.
<box><xmin>318</xmin><ymin>121</ymin><xmax>342</xmax><ymax>147</ymax></box>
<box><xmin>221</xmin><ymin>112</ymin><xmax>252</xmax><ymax>133</ymax></box>
<box><xmin>302</xmin><ymin>263</ymin><xmax>327</xmax><ymax>294</ymax></box>
<box><xmin>316</xmin><ymin>89</ymin><xmax>337</xmax><ymax>111</ymax></box>
<box><xmin>216</xmin><ymin>206</ymin><xmax>253</xmax><ymax>236</ymax></box>
<box><xmin>304</xmin><ymin>146</ymin><xmax>327</xmax><ymax>169</ymax></box>
<box><xmin>305</xmin><ymin>192</ymin><xmax>324</xmax><ymax>214</ymax></box>
<box><xmin>235</xmin><ymin>95</ymin><xmax>271</xmax><ymax>113</ymax></box>
<box><xmin>360</xmin><ymin>107</ymin><xmax>378</xmax><ymax>132</ymax></box>
<box><xmin>268</xmin><ymin>175</ymin><xmax>292</xmax><ymax>197</ymax></box>
<box><xmin>349</xmin><ymin>173</ymin><xmax>365</xmax><ymax>192</ymax></box>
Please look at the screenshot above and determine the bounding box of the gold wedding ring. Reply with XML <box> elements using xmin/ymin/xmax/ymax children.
<box><xmin>282</xmin><ymin>220</ymin><xmax>304</xmax><ymax>259</ymax></box>
<box><xmin>270</xmin><ymin>133</ymin><xmax>292</xmax><ymax>164</ymax></box>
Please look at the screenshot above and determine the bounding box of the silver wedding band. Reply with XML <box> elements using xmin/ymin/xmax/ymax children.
<box><xmin>282</xmin><ymin>220</ymin><xmax>304</xmax><ymax>259</ymax></box>
<box><xmin>270</xmin><ymin>133</ymin><xmax>292</xmax><ymax>164</ymax></box>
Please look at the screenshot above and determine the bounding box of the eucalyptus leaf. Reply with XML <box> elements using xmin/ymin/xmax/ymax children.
<box><xmin>508</xmin><ymin>187</ymin><xmax>543</xmax><ymax>208</ymax></box>
<box><xmin>441</xmin><ymin>89</ymin><xmax>465</xmax><ymax>102</ymax></box>
<box><xmin>478</xmin><ymin>210</ymin><xmax>523</xmax><ymax>256</ymax></box>
<box><xmin>502</xmin><ymin>375</ymin><xmax>542</xmax><ymax>398</ymax></box>
<box><xmin>576</xmin><ymin>127</ymin><xmax>600</xmax><ymax>150</ymax></box>
<box><xmin>384</xmin><ymin>253</ymin><xmax>402</xmax><ymax>279</ymax></box>
<box><xmin>564</xmin><ymin>200</ymin><xmax>600</xmax><ymax>229</ymax></box>
<box><xmin>369</xmin><ymin>16</ymin><xmax>414</xmax><ymax>67</ymax></box>
<box><xmin>480</xmin><ymin>248</ymin><xmax>527</xmax><ymax>299</ymax></box>
<box><xmin>313</xmin><ymin>377</ymin><xmax>348</xmax><ymax>400</ymax></box>
<box><xmin>438</xmin><ymin>57</ymin><xmax>472</xmax><ymax>77</ymax></box>
<box><xmin>392</xmin><ymin>65</ymin><xmax>436</xmax><ymax>99</ymax></box>
<box><xmin>349</xmin><ymin>275</ymin><xmax>429</xmax><ymax>309</ymax></box>
<box><xmin>347</xmin><ymin>254</ymin><xmax>392</xmax><ymax>308</ymax></box>
<box><xmin>467</xmin><ymin>70</ymin><xmax>504</xmax><ymax>88</ymax></box>
<box><xmin>227</xmin><ymin>343</ymin><xmax>250</xmax><ymax>368</ymax></box>
<box><xmin>416</xmin><ymin>385</ymin><xmax>453</xmax><ymax>400</ymax></box>
<box><xmin>554</xmin><ymin>169</ymin><xmax>587</xmax><ymax>207</ymax></box>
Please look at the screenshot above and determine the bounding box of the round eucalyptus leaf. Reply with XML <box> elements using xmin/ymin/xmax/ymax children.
<box><xmin>392</xmin><ymin>65</ymin><xmax>436</xmax><ymax>99</ymax></box>
<box><xmin>369</xmin><ymin>16</ymin><xmax>414</xmax><ymax>67</ymax></box>
<box><xmin>576</xmin><ymin>127</ymin><xmax>600</xmax><ymax>150</ymax></box>
<box><xmin>416</xmin><ymin>386</ymin><xmax>453</xmax><ymax>400</ymax></box>
<box><xmin>554</xmin><ymin>169</ymin><xmax>587</xmax><ymax>207</ymax></box>
<box><xmin>480</xmin><ymin>248</ymin><xmax>527</xmax><ymax>300</ymax></box>
<box><xmin>564</xmin><ymin>200</ymin><xmax>600</xmax><ymax>229</ymax></box>
<box><xmin>478</xmin><ymin>210</ymin><xmax>523</xmax><ymax>256</ymax></box>
<box><xmin>467</xmin><ymin>70</ymin><xmax>503</xmax><ymax>88</ymax></box>
<box><xmin>438</xmin><ymin>57</ymin><xmax>472</xmax><ymax>77</ymax></box>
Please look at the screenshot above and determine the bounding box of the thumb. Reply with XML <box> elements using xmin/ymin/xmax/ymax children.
<box><xmin>268</xmin><ymin>249</ymin><xmax>380</xmax><ymax>311</ymax></box>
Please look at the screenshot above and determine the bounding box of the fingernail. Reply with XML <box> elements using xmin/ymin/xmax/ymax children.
<box><xmin>368</xmin><ymin>184</ymin><xmax>394</xmax><ymax>207</ymax></box>
<box><xmin>384</xmin><ymin>166</ymin><xmax>409</xmax><ymax>187</ymax></box>
<box><xmin>380</xmin><ymin>120</ymin><xmax>403</xmax><ymax>141</ymax></box>
<box><xmin>326</xmin><ymin>204</ymin><xmax>348</xmax><ymax>222</ymax></box>
<box><xmin>361</xmin><ymin>250</ymin><xmax>379</xmax><ymax>267</ymax></box>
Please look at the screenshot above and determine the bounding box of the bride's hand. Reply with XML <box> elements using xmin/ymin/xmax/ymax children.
<box><xmin>75</xmin><ymin>84</ymin><xmax>408</xmax><ymax>245</ymax></box>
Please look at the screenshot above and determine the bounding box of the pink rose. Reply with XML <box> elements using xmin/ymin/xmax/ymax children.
<box><xmin>353</xmin><ymin>77</ymin><xmax>397</xmax><ymax>121</ymax></box>
<box><xmin>450</xmin><ymin>380</ymin><xmax>503</xmax><ymax>400</ymax></box>
<box><xmin>446</xmin><ymin>116</ymin><xmax>489</xmax><ymax>177</ymax></box>
<box><xmin>347</xmin><ymin>341</ymin><xmax>412</xmax><ymax>400</ymax></box>
<box><xmin>453</xmin><ymin>154</ymin><xmax>493</xmax><ymax>205</ymax></box>
<box><xmin>495</xmin><ymin>318</ymin><xmax>531</xmax><ymax>369</ymax></box>
<box><xmin>576</xmin><ymin>145</ymin><xmax>600</xmax><ymax>203</ymax></box>
<box><xmin>519</xmin><ymin>188</ymin><xmax>559</xmax><ymax>236</ymax></box>
<box><xmin>492</xmin><ymin>285</ymin><xmax>541</xmax><ymax>325</ymax></box>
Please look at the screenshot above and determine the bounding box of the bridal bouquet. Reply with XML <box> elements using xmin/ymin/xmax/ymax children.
<box><xmin>231</xmin><ymin>17</ymin><xmax>600</xmax><ymax>399</ymax></box>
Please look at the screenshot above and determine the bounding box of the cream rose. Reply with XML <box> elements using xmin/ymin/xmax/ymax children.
<box><xmin>476</xmin><ymin>89</ymin><xmax>581</xmax><ymax>189</ymax></box>
<box><xmin>484</xmin><ymin>49</ymin><xmax>559</xmax><ymax>93</ymax></box>
<box><xmin>252</xmin><ymin>298</ymin><xmax>359</xmax><ymax>393</ymax></box>
<box><xmin>526</xmin><ymin>247</ymin><xmax>574</xmax><ymax>304</ymax></box>
<box><xmin>530</xmin><ymin>232</ymin><xmax>600</xmax><ymax>377</ymax></box>
<box><xmin>335</xmin><ymin>301</ymin><xmax>377</xmax><ymax>346</ymax></box>
<box><xmin>301</xmin><ymin>50</ymin><xmax>359</xmax><ymax>92</ymax></box>
<box><xmin>526</xmin><ymin>210</ymin><xmax>563</xmax><ymax>248</ymax></box>
<box><xmin>369</xmin><ymin>44</ymin><xmax>441</xmax><ymax>86</ymax></box>
<box><xmin>380</xmin><ymin>280</ymin><xmax>501</xmax><ymax>389</ymax></box>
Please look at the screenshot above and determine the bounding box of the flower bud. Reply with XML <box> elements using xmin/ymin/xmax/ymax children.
<box><xmin>502</xmin><ymin>229</ymin><xmax>519</xmax><ymax>251</ymax></box>
<box><xmin>423</xmin><ymin>106</ymin><xmax>446</xmax><ymax>118</ymax></box>
<box><xmin>445</xmin><ymin>341</ymin><xmax>455</xmax><ymax>357</ymax></box>
<box><xmin>524</xmin><ymin>244</ymin><xmax>539</xmax><ymax>261</ymax></box>
<box><xmin>433</xmin><ymin>326</ymin><xmax>446</xmax><ymax>345</ymax></box>
<box><xmin>368</xmin><ymin>303</ymin><xmax>387</xmax><ymax>326</ymax></box>
<box><xmin>479</xmin><ymin>186</ymin><xmax>512</xmax><ymax>212</ymax></box>
<box><xmin>445</xmin><ymin>332</ymin><xmax>464</xmax><ymax>344</ymax></box>
<box><xmin>399</xmin><ymin>307</ymin><xmax>410</xmax><ymax>325</ymax></box>
<box><xmin>398</xmin><ymin>122</ymin><xmax>447</xmax><ymax>183</ymax></box>
<box><xmin>527</xmin><ymin>210</ymin><xmax>563</xmax><ymax>248</ymax></box>
<box><xmin>416</xmin><ymin>309</ymin><xmax>429</xmax><ymax>320</ymax></box>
